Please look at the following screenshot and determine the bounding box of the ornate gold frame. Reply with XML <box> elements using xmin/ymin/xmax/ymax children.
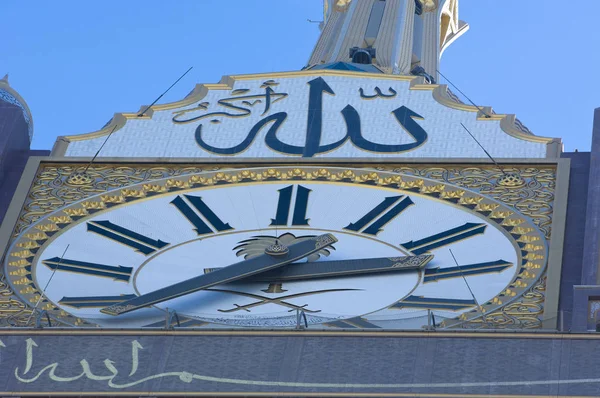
<box><xmin>0</xmin><ymin>159</ymin><xmax>567</xmax><ymax>330</ymax></box>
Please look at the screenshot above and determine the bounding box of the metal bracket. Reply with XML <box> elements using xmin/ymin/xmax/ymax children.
<box><xmin>296</xmin><ymin>309</ymin><xmax>308</xmax><ymax>330</ymax></box>
<box><xmin>410</xmin><ymin>65</ymin><xmax>436</xmax><ymax>84</ymax></box>
<box><xmin>423</xmin><ymin>309</ymin><xmax>437</xmax><ymax>331</ymax></box>
<box><xmin>165</xmin><ymin>309</ymin><xmax>181</xmax><ymax>329</ymax></box>
<box><xmin>35</xmin><ymin>310</ymin><xmax>52</xmax><ymax>329</ymax></box>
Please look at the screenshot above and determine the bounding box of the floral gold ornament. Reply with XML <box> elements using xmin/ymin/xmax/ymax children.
<box><xmin>497</xmin><ymin>173</ymin><xmax>526</xmax><ymax>188</ymax></box>
<box><xmin>235</xmin><ymin>233</ymin><xmax>333</xmax><ymax>262</ymax></box>
<box><xmin>66</xmin><ymin>171</ymin><xmax>93</xmax><ymax>186</ymax></box>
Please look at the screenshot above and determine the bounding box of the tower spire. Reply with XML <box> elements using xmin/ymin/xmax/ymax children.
<box><xmin>307</xmin><ymin>0</ymin><xmax>469</xmax><ymax>79</ymax></box>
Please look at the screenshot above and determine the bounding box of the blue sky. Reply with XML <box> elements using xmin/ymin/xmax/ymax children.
<box><xmin>2</xmin><ymin>0</ymin><xmax>599</xmax><ymax>152</ymax></box>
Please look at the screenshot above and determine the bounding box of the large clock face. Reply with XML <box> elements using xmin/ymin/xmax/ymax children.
<box><xmin>6</xmin><ymin>166</ymin><xmax>548</xmax><ymax>329</ymax></box>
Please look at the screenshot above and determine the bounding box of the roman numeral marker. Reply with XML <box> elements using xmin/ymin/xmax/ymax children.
<box><xmin>400</xmin><ymin>222</ymin><xmax>487</xmax><ymax>255</ymax></box>
<box><xmin>42</xmin><ymin>257</ymin><xmax>133</xmax><ymax>282</ymax></box>
<box><xmin>270</xmin><ymin>185</ymin><xmax>312</xmax><ymax>226</ymax></box>
<box><xmin>87</xmin><ymin>220</ymin><xmax>169</xmax><ymax>255</ymax></box>
<box><xmin>423</xmin><ymin>260</ymin><xmax>512</xmax><ymax>283</ymax></box>
<box><xmin>59</xmin><ymin>294</ymin><xmax>137</xmax><ymax>308</ymax></box>
<box><xmin>171</xmin><ymin>195</ymin><xmax>233</xmax><ymax>235</ymax></box>
<box><xmin>345</xmin><ymin>195</ymin><xmax>414</xmax><ymax>235</ymax></box>
<box><xmin>391</xmin><ymin>295</ymin><xmax>476</xmax><ymax>311</ymax></box>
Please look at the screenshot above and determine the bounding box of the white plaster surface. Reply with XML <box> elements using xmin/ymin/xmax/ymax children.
<box><xmin>64</xmin><ymin>75</ymin><xmax>548</xmax><ymax>159</ymax></box>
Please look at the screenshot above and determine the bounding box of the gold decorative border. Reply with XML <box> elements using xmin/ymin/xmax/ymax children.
<box><xmin>1</xmin><ymin>163</ymin><xmax>555</xmax><ymax>329</ymax></box>
<box><xmin>51</xmin><ymin>70</ymin><xmax>560</xmax><ymax>156</ymax></box>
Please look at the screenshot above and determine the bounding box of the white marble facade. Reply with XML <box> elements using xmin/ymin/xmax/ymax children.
<box><xmin>62</xmin><ymin>73</ymin><xmax>555</xmax><ymax>159</ymax></box>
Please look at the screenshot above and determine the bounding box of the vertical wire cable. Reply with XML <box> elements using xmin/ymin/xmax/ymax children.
<box><xmin>26</xmin><ymin>244</ymin><xmax>70</xmax><ymax>326</ymax></box>
<box><xmin>460</xmin><ymin>122</ymin><xmax>507</xmax><ymax>176</ymax></box>
<box><xmin>436</xmin><ymin>69</ymin><xmax>491</xmax><ymax>118</ymax></box>
<box><xmin>138</xmin><ymin>66</ymin><xmax>193</xmax><ymax>117</ymax></box>
<box><xmin>449</xmin><ymin>248</ymin><xmax>488</xmax><ymax>326</ymax></box>
<box><xmin>83</xmin><ymin>66</ymin><xmax>193</xmax><ymax>174</ymax></box>
<box><xmin>82</xmin><ymin>125</ymin><xmax>118</xmax><ymax>174</ymax></box>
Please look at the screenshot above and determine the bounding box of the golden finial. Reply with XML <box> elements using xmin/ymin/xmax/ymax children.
<box><xmin>335</xmin><ymin>0</ymin><xmax>351</xmax><ymax>12</ymax></box>
<box><xmin>417</xmin><ymin>0</ymin><xmax>437</xmax><ymax>12</ymax></box>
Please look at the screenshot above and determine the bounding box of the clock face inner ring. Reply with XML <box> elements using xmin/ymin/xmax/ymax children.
<box><xmin>132</xmin><ymin>229</ymin><xmax>420</xmax><ymax>325</ymax></box>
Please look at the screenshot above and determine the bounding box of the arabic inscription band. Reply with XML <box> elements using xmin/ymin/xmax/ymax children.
<box><xmin>182</xmin><ymin>77</ymin><xmax>429</xmax><ymax>157</ymax></box>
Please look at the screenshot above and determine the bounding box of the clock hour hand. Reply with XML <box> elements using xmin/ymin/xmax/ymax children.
<box><xmin>100</xmin><ymin>233</ymin><xmax>337</xmax><ymax>316</ymax></box>
<box><xmin>203</xmin><ymin>255</ymin><xmax>434</xmax><ymax>282</ymax></box>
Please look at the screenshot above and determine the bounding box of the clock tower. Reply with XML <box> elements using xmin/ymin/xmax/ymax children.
<box><xmin>1</xmin><ymin>0</ymin><xmax>565</xmax><ymax>331</ymax></box>
<box><xmin>312</xmin><ymin>0</ymin><xmax>468</xmax><ymax>77</ymax></box>
<box><xmin>0</xmin><ymin>2</ymin><xmax>594</xmax><ymax>397</ymax></box>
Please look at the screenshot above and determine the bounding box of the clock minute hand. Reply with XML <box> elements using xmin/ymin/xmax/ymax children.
<box><xmin>203</xmin><ymin>255</ymin><xmax>434</xmax><ymax>282</ymax></box>
<box><xmin>100</xmin><ymin>233</ymin><xmax>337</xmax><ymax>316</ymax></box>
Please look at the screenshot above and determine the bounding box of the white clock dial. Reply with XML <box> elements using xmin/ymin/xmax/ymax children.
<box><xmin>8</xmin><ymin>167</ymin><xmax>545</xmax><ymax>329</ymax></box>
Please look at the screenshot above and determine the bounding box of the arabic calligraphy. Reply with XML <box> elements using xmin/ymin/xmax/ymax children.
<box><xmin>359</xmin><ymin>86</ymin><xmax>397</xmax><ymax>99</ymax></box>
<box><xmin>10</xmin><ymin>337</ymin><xmax>599</xmax><ymax>391</ymax></box>
<box><xmin>172</xmin><ymin>77</ymin><xmax>428</xmax><ymax>157</ymax></box>
<box><xmin>13</xmin><ymin>338</ymin><xmax>197</xmax><ymax>389</ymax></box>
<box><xmin>172</xmin><ymin>80</ymin><xmax>287</xmax><ymax>124</ymax></box>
